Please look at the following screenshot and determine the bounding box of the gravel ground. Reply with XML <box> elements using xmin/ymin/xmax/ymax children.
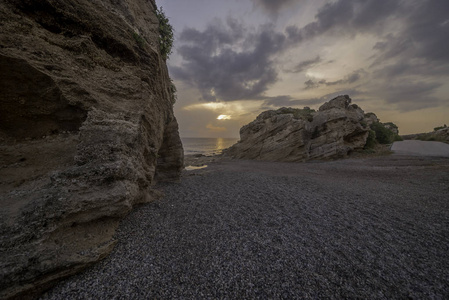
<box><xmin>41</xmin><ymin>155</ymin><xmax>449</xmax><ymax>299</ymax></box>
<box><xmin>392</xmin><ymin>140</ymin><xmax>449</xmax><ymax>157</ymax></box>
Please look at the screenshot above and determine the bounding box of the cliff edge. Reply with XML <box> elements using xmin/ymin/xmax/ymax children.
<box><xmin>0</xmin><ymin>0</ymin><xmax>183</xmax><ymax>298</ymax></box>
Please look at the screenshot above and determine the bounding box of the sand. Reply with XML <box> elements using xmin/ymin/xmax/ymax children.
<box><xmin>40</xmin><ymin>154</ymin><xmax>449</xmax><ymax>299</ymax></box>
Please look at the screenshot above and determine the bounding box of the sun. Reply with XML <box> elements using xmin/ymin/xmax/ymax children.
<box><xmin>217</xmin><ymin>115</ymin><xmax>231</xmax><ymax>120</ymax></box>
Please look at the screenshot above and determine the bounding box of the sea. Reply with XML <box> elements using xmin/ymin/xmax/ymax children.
<box><xmin>182</xmin><ymin>137</ymin><xmax>239</xmax><ymax>156</ymax></box>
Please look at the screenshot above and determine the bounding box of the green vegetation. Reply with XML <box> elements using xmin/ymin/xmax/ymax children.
<box><xmin>416</xmin><ymin>133</ymin><xmax>447</xmax><ymax>143</ymax></box>
<box><xmin>364</xmin><ymin>121</ymin><xmax>402</xmax><ymax>149</ymax></box>
<box><xmin>155</xmin><ymin>6</ymin><xmax>174</xmax><ymax>60</ymax></box>
<box><xmin>370</xmin><ymin>122</ymin><xmax>395</xmax><ymax>144</ymax></box>
<box><xmin>169</xmin><ymin>78</ymin><xmax>177</xmax><ymax>104</ymax></box>
<box><xmin>383</xmin><ymin>122</ymin><xmax>398</xmax><ymax>131</ymax></box>
<box><xmin>434</xmin><ymin>124</ymin><xmax>447</xmax><ymax>131</ymax></box>
<box><xmin>393</xmin><ymin>134</ymin><xmax>403</xmax><ymax>142</ymax></box>
<box><xmin>364</xmin><ymin>130</ymin><xmax>377</xmax><ymax>149</ymax></box>
<box><xmin>132</xmin><ymin>32</ymin><xmax>144</xmax><ymax>48</ymax></box>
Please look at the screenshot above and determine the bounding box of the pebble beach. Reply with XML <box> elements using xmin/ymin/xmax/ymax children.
<box><xmin>41</xmin><ymin>155</ymin><xmax>449</xmax><ymax>299</ymax></box>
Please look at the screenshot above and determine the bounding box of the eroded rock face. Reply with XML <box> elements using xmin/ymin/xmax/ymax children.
<box><xmin>0</xmin><ymin>0</ymin><xmax>183</xmax><ymax>298</ymax></box>
<box><xmin>225</xmin><ymin>95</ymin><xmax>370</xmax><ymax>161</ymax></box>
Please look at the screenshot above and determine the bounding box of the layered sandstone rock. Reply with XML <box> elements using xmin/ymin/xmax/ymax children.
<box><xmin>0</xmin><ymin>0</ymin><xmax>183</xmax><ymax>298</ymax></box>
<box><xmin>225</xmin><ymin>95</ymin><xmax>371</xmax><ymax>161</ymax></box>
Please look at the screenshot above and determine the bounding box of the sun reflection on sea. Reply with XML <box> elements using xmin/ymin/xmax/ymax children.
<box><xmin>216</xmin><ymin>137</ymin><xmax>225</xmax><ymax>152</ymax></box>
<box><xmin>185</xmin><ymin>165</ymin><xmax>208</xmax><ymax>171</ymax></box>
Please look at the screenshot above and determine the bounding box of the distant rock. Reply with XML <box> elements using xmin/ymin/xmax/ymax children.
<box><xmin>225</xmin><ymin>95</ymin><xmax>379</xmax><ymax>161</ymax></box>
<box><xmin>402</xmin><ymin>125</ymin><xmax>449</xmax><ymax>143</ymax></box>
<box><xmin>435</xmin><ymin>127</ymin><xmax>449</xmax><ymax>142</ymax></box>
<box><xmin>0</xmin><ymin>0</ymin><xmax>183</xmax><ymax>298</ymax></box>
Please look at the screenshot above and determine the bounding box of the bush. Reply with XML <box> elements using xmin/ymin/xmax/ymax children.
<box><xmin>169</xmin><ymin>78</ymin><xmax>177</xmax><ymax>104</ymax></box>
<box><xmin>393</xmin><ymin>134</ymin><xmax>403</xmax><ymax>141</ymax></box>
<box><xmin>416</xmin><ymin>133</ymin><xmax>446</xmax><ymax>143</ymax></box>
<box><xmin>364</xmin><ymin>130</ymin><xmax>377</xmax><ymax>149</ymax></box>
<box><xmin>383</xmin><ymin>122</ymin><xmax>398</xmax><ymax>130</ymax></box>
<box><xmin>370</xmin><ymin>122</ymin><xmax>395</xmax><ymax>144</ymax></box>
<box><xmin>132</xmin><ymin>32</ymin><xmax>144</xmax><ymax>48</ymax></box>
<box><xmin>156</xmin><ymin>6</ymin><xmax>174</xmax><ymax>60</ymax></box>
<box><xmin>434</xmin><ymin>124</ymin><xmax>447</xmax><ymax>131</ymax></box>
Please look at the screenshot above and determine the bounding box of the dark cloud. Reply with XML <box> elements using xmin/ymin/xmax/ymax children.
<box><xmin>286</xmin><ymin>0</ymin><xmax>401</xmax><ymax>43</ymax></box>
<box><xmin>171</xmin><ymin>0</ymin><xmax>449</xmax><ymax>115</ymax></box>
<box><xmin>252</xmin><ymin>0</ymin><xmax>296</xmax><ymax>15</ymax></box>
<box><xmin>304</xmin><ymin>79</ymin><xmax>326</xmax><ymax>90</ymax></box>
<box><xmin>361</xmin><ymin>0</ymin><xmax>449</xmax><ymax>111</ymax></box>
<box><xmin>303</xmin><ymin>70</ymin><xmax>365</xmax><ymax>90</ymax></box>
<box><xmin>261</xmin><ymin>95</ymin><xmax>322</xmax><ymax>110</ymax></box>
<box><xmin>373</xmin><ymin>60</ymin><xmax>449</xmax><ymax>79</ymax></box>
<box><xmin>283</xmin><ymin>0</ymin><xmax>449</xmax><ymax>67</ymax></box>
<box><xmin>262</xmin><ymin>89</ymin><xmax>363</xmax><ymax>109</ymax></box>
<box><xmin>372</xmin><ymin>0</ymin><xmax>449</xmax><ymax>65</ymax></box>
<box><xmin>288</xmin><ymin>56</ymin><xmax>322</xmax><ymax>73</ymax></box>
<box><xmin>171</xmin><ymin>19</ymin><xmax>287</xmax><ymax>101</ymax></box>
<box><xmin>374</xmin><ymin>80</ymin><xmax>444</xmax><ymax>111</ymax></box>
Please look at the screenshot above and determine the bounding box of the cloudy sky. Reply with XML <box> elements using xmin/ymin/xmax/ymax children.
<box><xmin>158</xmin><ymin>0</ymin><xmax>449</xmax><ymax>138</ymax></box>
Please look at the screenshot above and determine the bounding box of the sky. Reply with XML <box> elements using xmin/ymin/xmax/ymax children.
<box><xmin>158</xmin><ymin>0</ymin><xmax>449</xmax><ymax>138</ymax></box>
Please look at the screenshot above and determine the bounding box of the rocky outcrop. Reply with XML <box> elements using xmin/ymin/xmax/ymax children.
<box><xmin>402</xmin><ymin>125</ymin><xmax>449</xmax><ymax>143</ymax></box>
<box><xmin>225</xmin><ymin>95</ymin><xmax>371</xmax><ymax>161</ymax></box>
<box><xmin>434</xmin><ymin>127</ymin><xmax>449</xmax><ymax>142</ymax></box>
<box><xmin>0</xmin><ymin>0</ymin><xmax>183</xmax><ymax>299</ymax></box>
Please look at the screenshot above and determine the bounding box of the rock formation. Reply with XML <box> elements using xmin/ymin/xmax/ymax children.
<box><xmin>225</xmin><ymin>95</ymin><xmax>372</xmax><ymax>161</ymax></box>
<box><xmin>402</xmin><ymin>125</ymin><xmax>449</xmax><ymax>143</ymax></box>
<box><xmin>0</xmin><ymin>0</ymin><xmax>183</xmax><ymax>298</ymax></box>
<box><xmin>433</xmin><ymin>127</ymin><xmax>449</xmax><ymax>142</ymax></box>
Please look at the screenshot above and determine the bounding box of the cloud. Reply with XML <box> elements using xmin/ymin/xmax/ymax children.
<box><xmin>206</xmin><ymin>123</ymin><xmax>227</xmax><ymax>132</ymax></box>
<box><xmin>171</xmin><ymin>0</ymin><xmax>449</xmax><ymax>124</ymax></box>
<box><xmin>171</xmin><ymin>19</ymin><xmax>288</xmax><ymax>102</ymax></box>
<box><xmin>375</xmin><ymin>0</ymin><xmax>449</xmax><ymax>63</ymax></box>
<box><xmin>283</xmin><ymin>0</ymin><xmax>449</xmax><ymax>68</ymax></box>
<box><xmin>285</xmin><ymin>0</ymin><xmax>401</xmax><ymax>44</ymax></box>
<box><xmin>262</xmin><ymin>89</ymin><xmax>363</xmax><ymax>109</ymax></box>
<box><xmin>373</xmin><ymin>59</ymin><xmax>449</xmax><ymax>79</ymax></box>
<box><xmin>288</xmin><ymin>56</ymin><xmax>322</xmax><ymax>73</ymax></box>
<box><xmin>372</xmin><ymin>80</ymin><xmax>444</xmax><ymax>111</ymax></box>
<box><xmin>303</xmin><ymin>70</ymin><xmax>365</xmax><ymax>89</ymax></box>
<box><xmin>251</xmin><ymin>0</ymin><xmax>296</xmax><ymax>15</ymax></box>
<box><xmin>304</xmin><ymin>79</ymin><xmax>326</xmax><ymax>90</ymax></box>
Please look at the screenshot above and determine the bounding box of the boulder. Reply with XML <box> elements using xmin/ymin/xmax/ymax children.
<box><xmin>364</xmin><ymin>112</ymin><xmax>380</xmax><ymax>126</ymax></box>
<box><xmin>0</xmin><ymin>0</ymin><xmax>183</xmax><ymax>298</ymax></box>
<box><xmin>225</xmin><ymin>95</ymin><xmax>371</xmax><ymax>161</ymax></box>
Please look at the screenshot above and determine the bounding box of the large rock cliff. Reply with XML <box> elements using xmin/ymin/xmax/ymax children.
<box><xmin>225</xmin><ymin>95</ymin><xmax>371</xmax><ymax>161</ymax></box>
<box><xmin>0</xmin><ymin>0</ymin><xmax>183</xmax><ymax>298</ymax></box>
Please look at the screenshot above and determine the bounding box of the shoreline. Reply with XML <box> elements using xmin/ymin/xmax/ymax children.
<box><xmin>183</xmin><ymin>144</ymin><xmax>394</xmax><ymax>169</ymax></box>
<box><xmin>41</xmin><ymin>154</ymin><xmax>449</xmax><ymax>299</ymax></box>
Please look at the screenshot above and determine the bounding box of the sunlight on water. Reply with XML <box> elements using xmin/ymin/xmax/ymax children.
<box><xmin>182</xmin><ymin>137</ymin><xmax>239</xmax><ymax>156</ymax></box>
<box><xmin>185</xmin><ymin>165</ymin><xmax>208</xmax><ymax>171</ymax></box>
